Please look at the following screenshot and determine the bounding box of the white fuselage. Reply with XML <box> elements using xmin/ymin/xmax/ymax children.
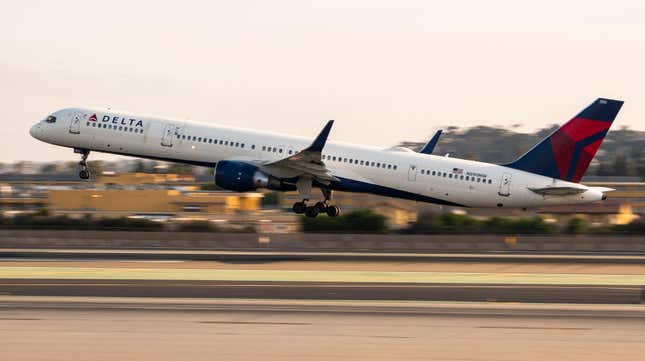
<box><xmin>30</xmin><ymin>108</ymin><xmax>606</xmax><ymax>208</ymax></box>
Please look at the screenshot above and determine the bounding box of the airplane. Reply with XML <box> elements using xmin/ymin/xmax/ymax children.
<box><xmin>30</xmin><ymin>98</ymin><xmax>622</xmax><ymax>217</ymax></box>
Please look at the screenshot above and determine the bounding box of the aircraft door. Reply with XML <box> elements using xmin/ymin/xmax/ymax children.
<box><xmin>408</xmin><ymin>164</ymin><xmax>418</xmax><ymax>181</ymax></box>
<box><xmin>498</xmin><ymin>173</ymin><xmax>512</xmax><ymax>196</ymax></box>
<box><xmin>69</xmin><ymin>113</ymin><xmax>81</xmax><ymax>134</ymax></box>
<box><xmin>161</xmin><ymin>124</ymin><xmax>175</xmax><ymax>147</ymax></box>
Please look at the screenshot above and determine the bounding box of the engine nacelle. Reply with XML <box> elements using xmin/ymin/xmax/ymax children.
<box><xmin>214</xmin><ymin>161</ymin><xmax>293</xmax><ymax>192</ymax></box>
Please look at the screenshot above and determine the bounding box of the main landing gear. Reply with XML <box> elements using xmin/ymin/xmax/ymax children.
<box><xmin>75</xmin><ymin>149</ymin><xmax>91</xmax><ymax>180</ymax></box>
<box><xmin>292</xmin><ymin>187</ymin><xmax>340</xmax><ymax>218</ymax></box>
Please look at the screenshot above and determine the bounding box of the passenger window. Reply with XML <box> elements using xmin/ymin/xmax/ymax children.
<box><xmin>393</xmin><ymin>165</ymin><xmax>397</xmax><ymax>170</ymax></box>
<box><xmin>449</xmin><ymin>174</ymin><xmax>453</xmax><ymax>178</ymax></box>
<box><xmin>460</xmin><ymin>175</ymin><xmax>464</xmax><ymax>180</ymax></box>
<box><xmin>236</xmin><ymin>142</ymin><xmax>240</xmax><ymax>147</ymax></box>
<box><xmin>443</xmin><ymin>173</ymin><xmax>447</xmax><ymax>177</ymax></box>
<box><xmin>488</xmin><ymin>179</ymin><xmax>492</xmax><ymax>184</ymax></box>
<box><xmin>289</xmin><ymin>150</ymin><xmax>293</xmax><ymax>154</ymax></box>
<box><xmin>278</xmin><ymin>148</ymin><xmax>282</xmax><ymax>153</ymax></box>
<box><xmin>387</xmin><ymin>164</ymin><xmax>392</xmax><ymax>169</ymax></box>
<box><xmin>251</xmin><ymin>145</ymin><xmax>255</xmax><ymax>150</ymax></box>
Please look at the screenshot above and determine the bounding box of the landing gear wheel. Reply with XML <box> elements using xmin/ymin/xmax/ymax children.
<box><xmin>292</xmin><ymin>202</ymin><xmax>306</xmax><ymax>214</ymax></box>
<box><xmin>325</xmin><ymin>205</ymin><xmax>340</xmax><ymax>217</ymax></box>
<box><xmin>79</xmin><ymin>169</ymin><xmax>90</xmax><ymax>180</ymax></box>
<box><xmin>304</xmin><ymin>206</ymin><xmax>319</xmax><ymax>218</ymax></box>
<box><xmin>314</xmin><ymin>201</ymin><xmax>327</xmax><ymax>213</ymax></box>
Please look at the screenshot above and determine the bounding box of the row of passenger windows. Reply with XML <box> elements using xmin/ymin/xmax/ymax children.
<box><xmin>181</xmin><ymin>134</ymin><xmax>251</xmax><ymax>149</ymax></box>
<box><xmin>420</xmin><ymin>168</ymin><xmax>493</xmax><ymax>184</ymax></box>
<box><xmin>87</xmin><ymin>124</ymin><xmax>488</xmax><ymax>183</ymax></box>
<box><xmin>321</xmin><ymin>155</ymin><xmax>398</xmax><ymax>170</ymax></box>
<box><xmin>87</xmin><ymin>122</ymin><xmax>144</xmax><ymax>134</ymax></box>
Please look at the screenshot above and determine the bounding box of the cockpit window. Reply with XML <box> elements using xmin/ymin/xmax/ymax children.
<box><xmin>45</xmin><ymin>115</ymin><xmax>57</xmax><ymax>123</ymax></box>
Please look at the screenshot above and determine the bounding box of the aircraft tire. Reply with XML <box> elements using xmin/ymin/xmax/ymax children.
<box><xmin>304</xmin><ymin>206</ymin><xmax>319</xmax><ymax>218</ymax></box>
<box><xmin>292</xmin><ymin>202</ymin><xmax>306</xmax><ymax>214</ymax></box>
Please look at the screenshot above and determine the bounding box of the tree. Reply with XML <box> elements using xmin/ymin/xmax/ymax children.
<box><xmin>612</xmin><ymin>154</ymin><xmax>628</xmax><ymax>176</ymax></box>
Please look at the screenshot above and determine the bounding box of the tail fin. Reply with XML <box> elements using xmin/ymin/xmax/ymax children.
<box><xmin>505</xmin><ymin>98</ymin><xmax>623</xmax><ymax>183</ymax></box>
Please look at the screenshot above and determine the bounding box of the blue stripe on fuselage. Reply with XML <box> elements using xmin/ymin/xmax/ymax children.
<box><xmin>324</xmin><ymin>177</ymin><xmax>467</xmax><ymax>207</ymax></box>
<box><xmin>90</xmin><ymin>148</ymin><xmax>466</xmax><ymax>207</ymax></box>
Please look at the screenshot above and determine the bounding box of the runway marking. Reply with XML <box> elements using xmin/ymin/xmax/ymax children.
<box><xmin>197</xmin><ymin>321</ymin><xmax>310</xmax><ymax>325</ymax></box>
<box><xmin>477</xmin><ymin>326</ymin><xmax>591</xmax><ymax>330</ymax></box>
<box><xmin>0</xmin><ymin>266</ymin><xmax>644</xmax><ymax>285</ymax></box>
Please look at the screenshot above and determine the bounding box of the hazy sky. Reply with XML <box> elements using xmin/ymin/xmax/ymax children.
<box><xmin>1</xmin><ymin>0</ymin><xmax>644</xmax><ymax>162</ymax></box>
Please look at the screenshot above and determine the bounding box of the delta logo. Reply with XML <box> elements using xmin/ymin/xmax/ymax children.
<box><xmin>97</xmin><ymin>114</ymin><xmax>144</xmax><ymax>127</ymax></box>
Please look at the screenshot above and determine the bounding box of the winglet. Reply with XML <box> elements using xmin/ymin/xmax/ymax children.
<box><xmin>419</xmin><ymin>130</ymin><xmax>442</xmax><ymax>154</ymax></box>
<box><xmin>304</xmin><ymin>120</ymin><xmax>334</xmax><ymax>152</ymax></box>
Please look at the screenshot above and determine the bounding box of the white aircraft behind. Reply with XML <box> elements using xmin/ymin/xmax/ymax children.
<box><xmin>30</xmin><ymin>98</ymin><xmax>622</xmax><ymax>217</ymax></box>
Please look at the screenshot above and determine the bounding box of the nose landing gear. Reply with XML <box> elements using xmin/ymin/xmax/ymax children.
<box><xmin>75</xmin><ymin>149</ymin><xmax>91</xmax><ymax>180</ymax></box>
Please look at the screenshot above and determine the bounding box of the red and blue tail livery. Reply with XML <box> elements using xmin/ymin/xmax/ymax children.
<box><xmin>505</xmin><ymin>98</ymin><xmax>623</xmax><ymax>183</ymax></box>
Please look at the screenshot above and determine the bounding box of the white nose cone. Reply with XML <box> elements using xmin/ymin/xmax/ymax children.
<box><xmin>29</xmin><ymin>124</ymin><xmax>42</xmax><ymax>140</ymax></box>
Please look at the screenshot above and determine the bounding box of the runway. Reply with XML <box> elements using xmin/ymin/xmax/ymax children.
<box><xmin>1</xmin><ymin>252</ymin><xmax>644</xmax><ymax>360</ymax></box>
<box><xmin>3</xmin><ymin>247</ymin><xmax>645</xmax><ymax>263</ymax></box>
<box><xmin>1</xmin><ymin>278</ymin><xmax>644</xmax><ymax>303</ymax></box>
<box><xmin>1</xmin><ymin>297</ymin><xmax>644</xmax><ymax>361</ymax></box>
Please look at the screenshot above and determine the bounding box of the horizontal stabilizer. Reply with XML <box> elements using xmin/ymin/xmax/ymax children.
<box><xmin>528</xmin><ymin>186</ymin><xmax>587</xmax><ymax>196</ymax></box>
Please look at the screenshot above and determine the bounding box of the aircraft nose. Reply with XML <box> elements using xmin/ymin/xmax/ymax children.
<box><xmin>29</xmin><ymin>123</ymin><xmax>42</xmax><ymax>140</ymax></box>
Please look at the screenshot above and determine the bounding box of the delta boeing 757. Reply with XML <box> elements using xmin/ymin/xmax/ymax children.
<box><xmin>30</xmin><ymin>98</ymin><xmax>622</xmax><ymax>217</ymax></box>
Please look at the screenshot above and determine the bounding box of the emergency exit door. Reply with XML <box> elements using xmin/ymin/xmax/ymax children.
<box><xmin>161</xmin><ymin>124</ymin><xmax>175</xmax><ymax>147</ymax></box>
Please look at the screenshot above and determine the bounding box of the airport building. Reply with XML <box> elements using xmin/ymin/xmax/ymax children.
<box><xmin>0</xmin><ymin>170</ymin><xmax>642</xmax><ymax>230</ymax></box>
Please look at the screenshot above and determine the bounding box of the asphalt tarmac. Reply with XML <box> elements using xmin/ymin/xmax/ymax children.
<box><xmin>0</xmin><ymin>279</ymin><xmax>643</xmax><ymax>304</ymax></box>
<box><xmin>3</xmin><ymin>248</ymin><xmax>645</xmax><ymax>263</ymax></box>
<box><xmin>1</xmin><ymin>297</ymin><xmax>644</xmax><ymax>361</ymax></box>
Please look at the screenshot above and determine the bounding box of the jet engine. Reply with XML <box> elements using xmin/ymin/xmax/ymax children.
<box><xmin>213</xmin><ymin>161</ymin><xmax>293</xmax><ymax>192</ymax></box>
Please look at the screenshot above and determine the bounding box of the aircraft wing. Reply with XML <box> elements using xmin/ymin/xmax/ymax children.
<box><xmin>419</xmin><ymin>130</ymin><xmax>442</xmax><ymax>154</ymax></box>
<box><xmin>262</xmin><ymin>120</ymin><xmax>338</xmax><ymax>183</ymax></box>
